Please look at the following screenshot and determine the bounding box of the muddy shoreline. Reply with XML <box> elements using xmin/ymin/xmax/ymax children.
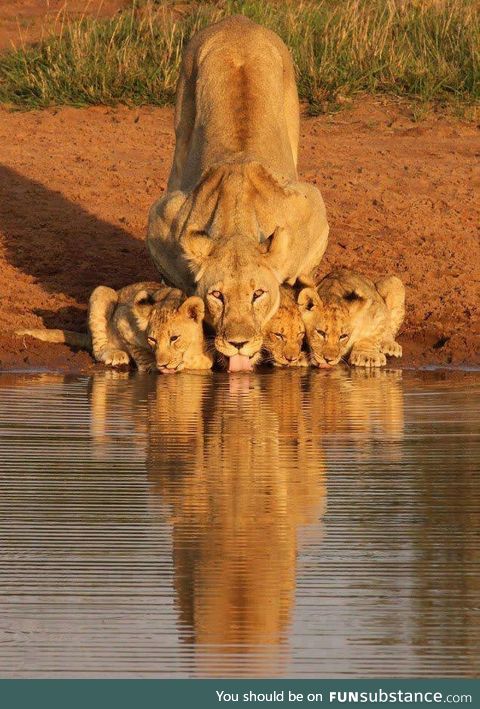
<box><xmin>0</xmin><ymin>102</ymin><xmax>478</xmax><ymax>373</ymax></box>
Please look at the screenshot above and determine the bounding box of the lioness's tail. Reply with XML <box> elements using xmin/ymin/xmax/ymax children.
<box><xmin>16</xmin><ymin>329</ymin><xmax>91</xmax><ymax>350</ymax></box>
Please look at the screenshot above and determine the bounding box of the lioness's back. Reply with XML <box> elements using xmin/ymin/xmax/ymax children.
<box><xmin>176</xmin><ymin>15</ymin><xmax>299</xmax><ymax>186</ymax></box>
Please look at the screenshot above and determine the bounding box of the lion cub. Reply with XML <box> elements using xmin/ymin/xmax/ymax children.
<box><xmin>298</xmin><ymin>269</ymin><xmax>405</xmax><ymax>368</ymax></box>
<box><xmin>18</xmin><ymin>282</ymin><xmax>213</xmax><ymax>374</ymax></box>
<box><xmin>262</xmin><ymin>286</ymin><xmax>308</xmax><ymax>367</ymax></box>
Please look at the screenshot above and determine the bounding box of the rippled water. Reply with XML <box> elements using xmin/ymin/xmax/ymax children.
<box><xmin>0</xmin><ymin>369</ymin><xmax>479</xmax><ymax>678</ymax></box>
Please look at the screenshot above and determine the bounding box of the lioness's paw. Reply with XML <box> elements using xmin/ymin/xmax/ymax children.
<box><xmin>380</xmin><ymin>340</ymin><xmax>402</xmax><ymax>358</ymax></box>
<box><xmin>350</xmin><ymin>350</ymin><xmax>387</xmax><ymax>368</ymax></box>
<box><xmin>100</xmin><ymin>349</ymin><xmax>130</xmax><ymax>367</ymax></box>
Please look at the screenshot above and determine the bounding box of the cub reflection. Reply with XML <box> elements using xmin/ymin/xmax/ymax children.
<box><xmin>305</xmin><ymin>367</ymin><xmax>405</xmax><ymax>460</ymax></box>
<box><xmin>146</xmin><ymin>370</ymin><xmax>326</xmax><ymax>676</ymax></box>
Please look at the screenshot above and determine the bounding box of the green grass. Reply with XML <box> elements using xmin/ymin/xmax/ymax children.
<box><xmin>0</xmin><ymin>0</ymin><xmax>478</xmax><ymax>113</ymax></box>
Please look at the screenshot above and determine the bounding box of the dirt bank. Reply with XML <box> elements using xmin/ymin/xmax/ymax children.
<box><xmin>0</xmin><ymin>99</ymin><xmax>478</xmax><ymax>372</ymax></box>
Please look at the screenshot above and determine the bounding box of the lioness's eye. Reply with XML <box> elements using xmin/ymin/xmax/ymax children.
<box><xmin>253</xmin><ymin>289</ymin><xmax>265</xmax><ymax>301</ymax></box>
<box><xmin>339</xmin><ymin>333</ymin><xmax>349</xmax><ymax>341</ymax></box>
<box><xmin>170</xmin><ymin>335</ymin><xmax>179</xmax><ymax>343</ymax></box>
<box><xmin>147</xmin><ymin>336</ymin><xmax>157</xmax><ymax>347</ymax></box>
<box><xmin>273</xmin><ymin>332</ymin><xmax>284</xmax><ymax>340</ymax></box>
<box><xmin>316</xmin><ymin>329</ymin><xmax>326</xmax><ymax>338</ymax></box>
<box><xmin>210</xmin><ymin>290</ymin><xmax>224</xmax><ymax>302</ymax></box>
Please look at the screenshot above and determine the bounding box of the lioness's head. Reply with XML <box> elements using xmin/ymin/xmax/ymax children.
<box><xmin>183</xmin><ymin>228</ymin><xmax>288</xmax><ymax>372</ymax></box>
<box><xmin>135</xmin><ymin>288</ymin><xmax>206</xmax><ymax>374</ymax></box>
<box><xmin>263</xmin><ymin>288</ymin><xmax>306</xmax><ymax>366</ymax></box>
<box><xmin>298</xmin><ymin>287</ymin><xmax>368</xmax><ymax>368</ymax></box>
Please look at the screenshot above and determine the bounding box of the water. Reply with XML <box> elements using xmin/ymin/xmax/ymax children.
<box><xmin>0</xmin><ymin>368</ymin><xmax>479</xmax><ymax>678</ymax></box>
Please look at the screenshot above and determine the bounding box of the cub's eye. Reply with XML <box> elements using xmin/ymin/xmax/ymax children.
<box><xmin>170</xmin><ymin>335</ymin><xmax>179</xmax><ymax>343</ymax></box>
<box><xmin>210</xmin><ymin>290</ymin><xmax>224</xmax><ymax>302</ymax></box>
<box><xmin>252</xmin><ymin>288</ymin><xmax>265</xmax><ymax>301</ymax></box>
<box><xmin>273</xmin><ymin>332</ymin><xmax>285</xmax><ymax>340</ymax></box>
<box><xmin>339</xmin><ymin>333</ymin><xmax>349</xmax><ymax>341</ymax></box>
<box><xmin>316</xmin><ymin>329</ymin><xmax>326</xmax><ymax>338</ymax></box>
<box><xmin>147</xmin><ymin>336</ymin><xmax>157</xmax><ymax>347</ymax></box>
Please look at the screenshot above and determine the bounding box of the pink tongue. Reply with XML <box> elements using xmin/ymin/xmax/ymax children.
<box><xmin>228</xmin><ymin>354</ymin><xmax>253</xmax><ymax>373</ymax></box>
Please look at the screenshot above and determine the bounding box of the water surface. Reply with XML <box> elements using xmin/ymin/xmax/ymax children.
<box><xmin>0</xmin><ymin>369</ymin><xmax>479</xmax><ymax>677</ymax></box>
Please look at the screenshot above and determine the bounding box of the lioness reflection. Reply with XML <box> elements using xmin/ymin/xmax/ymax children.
<box><xmin>86</xmin><ymin>368</ymin><xmax>405</xmax><ymax>676</ymax></box>
<box><xmin>146</xmin><ymin>370</ymin><xmax>326</xmax><ymax>676</ymax></box>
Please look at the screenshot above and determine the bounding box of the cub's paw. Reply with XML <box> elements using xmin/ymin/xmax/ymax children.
<box><xmin>350</xmin><ymin>350</ymin><xmax>387</xmax><ymax>368</ymax></box>
<box><xmin>380</xmin><ymin>340</ymin><xmax>402</xmax><ymax>358</ymax></box>
<box><xmin>99</xmin><ymin>349</ymin><xmax>130</xmax><ymax>367</ymax></box>
<box><xmin>295</xmin><ymin>353</ymin><xmax>310</xmax><ymax>367</ymax></box>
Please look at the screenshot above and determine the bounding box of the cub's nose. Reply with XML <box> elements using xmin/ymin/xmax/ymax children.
<box><xmin>324</xmin><ymin>357</ymin><xmax>335</xmax><ymax>364</ymax></box>
<box><xmin>285</xmin><ymin>355</ymin><xmax>297</xmax><ymax>363</ymax></box>
<box><xmin>228</xmin><ymin>339</ymin><xmax>248</xmax><ymax>350</ymax></box>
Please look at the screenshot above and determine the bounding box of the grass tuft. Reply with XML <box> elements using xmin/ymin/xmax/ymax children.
<box><xmin>0</xmin><ymin>0</ymin><xmax>478</xmax><ymax>113</ymax></box>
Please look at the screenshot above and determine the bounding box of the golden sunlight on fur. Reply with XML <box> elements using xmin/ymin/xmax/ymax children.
<box><xmin>18</xmin><ymin>282</ymin><xmax>213</xmax><ymax>374</ymax></box>
<box><xmin>147</xmin><ymin>16</ymin><xmax>329</xmax><ymax>371</ymax></box>
<box><xmin>262</xmin><ymin>286</ymin><xmax>308</xmax><ymax>367</ymax></box>
<box><xmin>298</xmin><ymin>269</ymin><xmax>405</xmax><ymax>368</ymax></box>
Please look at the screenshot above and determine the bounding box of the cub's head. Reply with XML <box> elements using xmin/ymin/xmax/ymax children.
<box><xmin>263</xmin><ymin>288</ymin><xmax>306</xmax><ymax>366</ymax></box>
<box><xmin>298</xmin><ymin>287</ymin><xmax>367</xmax><ymax>367</ymax></box>
<box><xmin>183</xmin><ymin>228</ymin><xmax>288</xmax><ymax>372</ymax></box>
<box><xmin>134</xmin><ymin>288</ymin><xmax>206</xmax><ymax>374</ymax></box>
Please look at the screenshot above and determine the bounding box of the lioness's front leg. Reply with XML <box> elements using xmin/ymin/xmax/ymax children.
<box><xmin>89</xmin><ymin>286</ymin><xmax>130</xmax><ymax>367</ymax></box>
<box><xmin>350</xmin><ymin>338</ymin><xmax>386</xmax><ymax>368</ymax></box>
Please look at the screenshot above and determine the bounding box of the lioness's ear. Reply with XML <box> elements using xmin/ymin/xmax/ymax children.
<box><xmin>260</xmin><ymin>226</ymin><xmax>289</xmax><ymax>277</ymax></box>
<box><xmin>179</xmin><ymin>296</ymin><xmax>205</xmax><ymax>323</ymax></box>
<box><xmin>297</xmin><ymin>287</ymin><xmax>320</xmax><ymax>312</ymax></box>
<box><xmin>182</xmin><ymin>232</ymin><xmax>214</xmax><ymax>273</ymax></box>
<box><xmin>134</xmin><ymin>290</ymin><xmax>156</xmax><ymax>316</ymax></box>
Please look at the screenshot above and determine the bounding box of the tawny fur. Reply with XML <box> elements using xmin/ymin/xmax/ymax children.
<box><xmin>262</xmin><ymin>286</ymin><xmax>308</xmax><ymax>367</ymax></box>
<box><xmin>17</xmin><ymin>282</ymin><xmax>213</xmax><ymax>373</ymax></box>
<box><xmin>298</xmin><ymin>269</ymin><xmax>405</xmax><ymax>368</ymax></box>
<box><xmin>147</xmin><ymin>15</ymin><xmax>329</xmax><ymax>362</ymax></box>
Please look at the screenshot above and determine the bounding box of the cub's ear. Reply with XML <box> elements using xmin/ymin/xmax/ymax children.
<box><xmin>343</xmin><ymin>289</ymin><xmax>369</xmax><ymax>311</ymax></box>
<box><xmin>182</xmin><ymin>231</ymin><xmax>214</xmax><ymax>275</ymax></box>
<box><xmin>296</xmin><ymin>273</ymin><xmax>316</xmax><ymax>289</ymax></box>
<box><xmin>260</xmin><ymin>226</ymin><xmax>289</xmax><ymax>277</ymax></box>
<box><xmin>133</xmin><ymin>290</ymin><xmax>156</xmax><ymax>315</ymax></box>
<box><xmin>179</xmin><ymin>296</ymin><xmax>205</xmax><ymax>323</ymax></box>
<box><xmin>343</xmin><ymin>290</ymin><xmax>364</xmax><ymax>303</ymax></box>
<box><xmin>297</xmin><ymin>287</ymin><xmax>321</xmax><ymax>312</ymax></box>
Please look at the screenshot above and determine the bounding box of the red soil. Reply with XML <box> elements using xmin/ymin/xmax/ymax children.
<box><xmin>0</xmin><ymin>101</ymin><xmax>478</xmax><ymax>372</ymax></box>
<box><xmin>0</xmin><ymin>4</ymin><xmax>478</xmax><ymax>372</ymax></box>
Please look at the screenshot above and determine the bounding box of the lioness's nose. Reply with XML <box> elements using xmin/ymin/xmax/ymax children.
<box><xmin>324</xmin><ymin>357</ymin><xmax>335</xmax><ymax>364</ymax></box>
<box><xmin>286</xmin><ymin>355</ymin><xmax>297</xmax><ymax>362</ymax></box>
<box><xmin>228</xmin><ymin>339</ymin><xmax>248</xmax><ymax>350</ymax></box>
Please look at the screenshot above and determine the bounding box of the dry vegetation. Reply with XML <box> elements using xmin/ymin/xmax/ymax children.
<box><xmin>0</xmin><ymin>0</ymin><xmax>478</xmax><ymax>113</ymax></box>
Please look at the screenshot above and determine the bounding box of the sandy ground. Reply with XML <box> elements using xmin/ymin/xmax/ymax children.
<box><xmin>0</xmin><ymin>0</ymin><xmax>129</xmax><ymax>51</ymax></box>
<box><xmin>0</xmin><ymin>101</ymin><xmax>478</xmax><ymax>372</ymax></box>
<box><xmin>0</xmin><ymin>3</ymin><xmax>478</xmax><ymax>372</ymax></box>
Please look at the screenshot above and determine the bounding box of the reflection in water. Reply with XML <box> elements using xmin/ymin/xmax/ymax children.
<box><xmin>0</xmin><ymin>369</ymin><xmax>479</xmax><ymax>677</ymax></box>
<box><xmin>146</xmin><ymin>371</ymin><xmax>326</xmax><ymax>676</ymax></box>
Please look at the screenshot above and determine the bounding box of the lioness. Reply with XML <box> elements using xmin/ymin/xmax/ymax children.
<box><xmin>147</xmin><ymin>16</ymin><xmax>329</xmax><ymax>372</ymax></box>
<box><xmin>262</xmin><ymin>286</ymin><xmax>308</xmax><ymax>367</ymax></box>
<box><xmin>298</xmin><ymin>269</ymin><xmax>405</xmax><ymax>368</ymax></box>
<box><xmin>17</xmin><ymin>282</ymin><xmax>213</xmax><ymax>374</ymax></box>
